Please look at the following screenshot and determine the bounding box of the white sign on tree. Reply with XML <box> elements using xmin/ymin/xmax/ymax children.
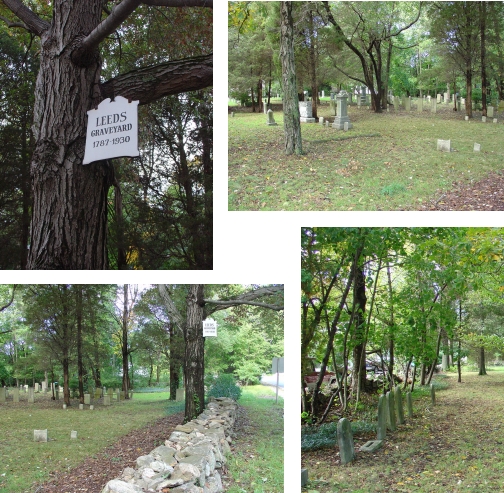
<box><xmin>203</xmin><ymin>318</ymin><xmax>217</xmax><ymax>337</ymax></box>
<box><xmin>83</xmin><ymin>95</ymin><xmax>139</xmax><ymax>164</ymax></box>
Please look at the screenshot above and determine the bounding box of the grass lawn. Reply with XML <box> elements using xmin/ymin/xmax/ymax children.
<box><xmin>302</xmin><ymin>369</ymin><xmax>504</xmax><ymax>492</ymax></box>
<box><xmin>228</xmin><ymin>103</ymin><xmax>504</xmax><ymax>210</ymax></box>
<box><xmin>0</xmin><ymin>391</ymin><xmax>181</xmax><ymax>493</ymax></box>
<box><xmin>226</xmin><ymin>385</ymin><xmax>284</xmax><ymax>493</ymax></box>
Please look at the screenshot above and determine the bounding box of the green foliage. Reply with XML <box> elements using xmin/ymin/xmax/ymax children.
<box><xmin>301</xmin><ymin>421</ymin><xmax>377</xmax><ymax>451</ymax></box>
<box><xmin>207</xmin><ymin>374</ymin><xmax>242</xmax><ymax>401</ymax></box>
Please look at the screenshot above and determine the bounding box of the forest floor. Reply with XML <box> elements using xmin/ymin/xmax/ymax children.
<box><xmin>0</xmin><ymin>386</ymin><xmax>283</xmax><ymax>493</ymax></box>
<box><xmin>228</xmin><ymin>101</ymin><xmax>504</xmax><ymax>211</ymax></box>
<box><xmin>302</xmin><ymin>369</ymin><xmax>504</xmax><ymax>493</ymax></box>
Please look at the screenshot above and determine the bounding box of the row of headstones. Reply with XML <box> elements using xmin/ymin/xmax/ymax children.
<box><xmin>34</xmin><ymin>429</ymin><xmax>80</xmax><ymax>442</ymax></box>
<box><xmin>337</xmin><ymin>384</ymin><xmax>437</xmax><ymax>465</ymax></box>
<box><xmin>0</xmin><ymin>387</ymin><xmax>133</xmax><ymax>404</ymax></box>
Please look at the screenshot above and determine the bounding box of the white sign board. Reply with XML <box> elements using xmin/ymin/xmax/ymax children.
<box><xmin>272</xmin><ymin>357</ymin><xmax>284</xmax><ymax>374</ymax></box>
<box><xmin>203</xmin><ymin>318</ymin><xmax>217</xmax><ymax>337</ymax></box>
<box><xmin>83</xmin><ymin>95</ymin><xmax>139</xmax><ymax>164</ymax></box>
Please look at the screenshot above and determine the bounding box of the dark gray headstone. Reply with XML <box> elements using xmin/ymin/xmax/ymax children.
<box><xmin>377</xmin><ymin>394</ymin><xmax>387</xmax><ymax>440</ymax></box>
<box><xmin>430</xmin><ymin>384</ymin><xmax>436</xmax><ymax>405</ymax></box>
<box><xmin>386</xmin><ymin>391</ymin><xmax>396</xmax><ymax>431</ymax></box>
<box><xmin>301</xmin><ymin>468</ymin><xmax>308</xmax><ymax>487</ymax></box>
<box><xmin>337</xmin><ymin>417</ymin><xmax>355</xmax><ymax>465</ymax></box>
<box><xmin>360</xmin><ymin>440</ymin><xmax>383</xmax><ymax>452</ymax></box>
<box><xmin>395</xmin><ymin>386</ymin><xmax>405</xmax><ymax>425</ymax></box>
<box><xmin>406</xmin><ymin>391</ymin><xmax>413</xmax><ymax>418</ymax></box>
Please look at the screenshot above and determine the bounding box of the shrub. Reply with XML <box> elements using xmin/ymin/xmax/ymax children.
<box><xmin>207</xmin><ymin>374</ymin><xmax>242</xmax><ymax>401</ymax></box>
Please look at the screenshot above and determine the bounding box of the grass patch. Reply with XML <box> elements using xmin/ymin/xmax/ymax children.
<box><xmin>227</xmin><ymin>385</ymin><xmax>283</xmax><ymax>493</ymax></box>
<box><xmin>0</xmin><ymin>392</ymin><xmax>180</xmax><ymax>493</ymax></box>
<box><xmin>229</xmin><ymin>105</ymin><xmax>504</xmax><ymax>210</ymax></box>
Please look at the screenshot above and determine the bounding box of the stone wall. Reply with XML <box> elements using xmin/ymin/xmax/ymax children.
<box><xmin>101</xmin><ymin>397</ymin><xmax>237</xmax><ymax>493</ymax></box>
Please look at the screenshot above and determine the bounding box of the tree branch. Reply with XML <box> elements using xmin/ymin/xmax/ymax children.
<box><xmin>1</xmin><ymin>0</ymin><xmax>49</xmax><ymax>36</ymax></box>
<box><xmin>71</xmin><ymin>0</ymin><xmax>143</xmax><ymax>66</ymax></box>
<box><xmin>0</xmin><ymin>285</ymin><xmax>17</xmax><ymax>312</ymax></box>
<box><xmin>204</xmin><ymin>285</ymin><xmax>284</xmax><ymax>313</ymax></box>
<box><xmin>158</xmin><ymin>285</ymin><xmax>185</xmax><ymax>331</ymax></box>
<box><xmin>0</xmin><ymin>14</ymin><xmax>28</xmax><ymax>30</ymax></box>
<box><xmin>99</xmin><ymin>54</ymin><xmax>212</xmax><ymax>104</ymax></box>
<box><xmin>142</xmin><ymin>0</ymin><xmax>212</xmax><ymax>7</ymax></box>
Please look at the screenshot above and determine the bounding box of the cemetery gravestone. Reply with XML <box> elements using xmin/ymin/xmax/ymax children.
<box><xmin>417</xmin><ymin>98</ymin><xmax>423</xmax><ymax>112</ymax></box>
<box><xmin>104</xmin><ymin>395</ymin><xmax>111</xmax><ymax>406</ymax></box>
<box><xmin>0</xmin><ymin>387</ymin><xmax>5</xmax><ymax>403</ymax></box>
<box><xmin>474</xmin><ymin>143</ymin><xmax>481</xmax><ymax>152</ymax></box>
<box><xmin>84</xmin><ymin>394</ymin><xmax>91</xmax><ymax>405</ymax></box>
<box><xmin>71</xmin><ymin>431</ymin><xmax>77</xmax><ymax>439</ymax></box>
<box><xmin>13</xmin><ymin>388</ymin><xmax>19</xmax><ymax>403</ymax></box>
<box><xmin>405</xmin><ymin>97</ymin><xmax>411</xmax><ymax>112</ymax></box>
<box><xmin>360</xmin><ymin>440</ymin><xmax>383</xmax><ymax>452</ymax></box>
<box><xmin>299</xmin><ymin>102</ymin><xmax>316</xmax><ymax>123</ymax></box>
<box><xmin>430</xmin><ymin>384</ymin><xmax>436</xmax><ymax>405</ymax></box>
<box><xmin>35</xmin><ymin>383</ymin><xmax>39</xmax><ymax>392</ymax></box>
<box><xmin>34</xmin><ymin>430</ymin><xmax>48</xmax><ymax>442</ymax></box>
<box><xmin>329</xmin><ymin>99</ymin><xmax>337</xmax><ymax>116</ymax></box>
<box><xmin>482</xmin><ymin>116</ymin><xmax>487</xmax><ymax>123</ymax></box>
<box><xmin>377</xmin><ymin>394</ymin><xmax>387</xmax><ymax>440</ymax></box>
<box><xmin>63</xmin><ymin>404</ymin><xmax>67</xmax><ymax>410</ymax></box>
<box><xmin>332</xmin><ymin>91</ymin><xmax>352</xmax><ymax>130</ymax></box>
<box><xmin>431</xmin><ymin>99</ymin><xmax>437</xmax><ymax>113</ymax></box>
<box><xmin>266</xmin><ymin>109</ymin><xmax>278</xmax><ymax>126</ymax></box>
<box><xmin>437</xmin><ymin>139</ymin><xmax>451</xmax><ymax>152</ymax></box>
<box><xmin>337</xmin><ymin>418</ymin><xmax>355</xmax><ymax>465</ymax></box>
<box><xmin>90</xmin><ymin>405</ymin><xmax>94</xmax><ymax>410</ymax></box>
<box><xmin>494</xmin><ymin>118</ymin><xmax>498</xmax><ymax>124</ymax></box>
<box><xmin>319</xmin><ymin>116</ymin><xmax>324</xmax><ymax>125</ymax></box>
<box><xmin>386</xmin><ymin>391</ymin><xmax>396</xmax><ymax>431</ymax></box>
<box><xmin>465</xmin><ymin>116</ymin><xmax>469</xmax><ymax>121</ymax></box>
<box><xmin>79</xmin><ymin>404</ymin><xmax>84</xmax><ymax>410</ymax></box>
<box><xmin>28</xmin><ymin>387</ymin><xmax>34</xmax><ymax>403</ymax></box>
<box><xmin>395</xmin><ymin>386</ymin><xmax>405</xmax><ymax>425</ymax></box>
<box><xmin>301</xmin><ymin>469</ymin><xmax>308</xmax><ymax>487</ymax></box>
<box><xmin>176</xmin><ymin>388</ymin><xmax>185</xmax><ymax>402</ymax></box>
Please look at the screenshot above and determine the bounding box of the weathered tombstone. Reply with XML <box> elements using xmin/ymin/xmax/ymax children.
<box><xmin>79</xmin><ymin>403</ymin><xmax>84</xmax><ymax>410</ymax></box>
<box><xmin>263</xmin><ymin>100</ymin><xmax>268</xmax><ymax>114</ymax></box>
<box><xmin>430</xmin><ymin>384</ymin><xmax>436</xmax><ymax>405</ymax></box>
<box><xmin>457</xmin><ymin>100</ymin><xmax>461</xmax><ymax>112</ymax></box>
<box><xmin>84</xmin><ymin>394</ymin><xmax>91</xmax><ymax>405</ymax></box>
<box><xmin>301</xmin><ymin>468</ymin><xmax>308</xmax><ymax>487</ymax></box>
<box><xmin>128</xmin><ymin>391</ymin><xmax>133</xmax><ymax>399</ymax></box>
<box><xmin>28</xmin><ymin>387</ymin><xmax>34</xmax><ymax>403</ymax></box>
<box><xmin>417</xmin><ymin>97</ymin><xmax>423</xmax><ymax>112</ymax></box>
<box><xmin>231</xmin><ymin>112</ymin><xmax>234</xmax><ymax>117</ymax></box>
<box><xmin>395</xmin><ymin>386</ymin><xmax>405</xmax><ymax>425</ymax></box>
<box><xmin>35</xmin><ymin>383</ymin><xmax>39</xmax><ymax>393</ymax></box>
<box><xmin>176</xmin><ymin>388</ymin><xmax>185</xmax><ymax>402</ymax></box>
<box><xmin>332</xmin><ymin>91</ymin><xmax>352</xmax><ymax>130</ymax></box>
<box><xmin>120</xmin><ymin>391</ymin><xmax>125</xmax><ymax>400</ymax></box>
<box><xmin>437</xmin><ymin>139</ymin><xmax>451</xmax><ymax>152</ymax></box>
<box><xmin>13</xmin><ymin>387</ymin><xmax>19</xmax><ymax>403</ymax></box>
<box><xmin>41</xmin><ymin>382</ymin><xmax>46</xmax><ymax>393</ymax></box>
<box><xmin>437</xmin><ymin>94</ymin><xmax>441</xmax><ymax>103</ymax></box>
<box><xmin>482</xmin><ymin>116</ymin><xmax>487</xmax><ymax>123</ymax></box>
<box><xmin>329</xmin><ymin>99</ymin><xmax>337</xmax><ymax>116</ymax></box>
<box><xmin>344</xmin><ymin>121</ymin><xmax>349</xmax><ymax>131</ymax></box>
<box><xmin>299</xmin><ymin>101</ymin><xmax>316</xmax><ymax>123</ymax></box>
<box><xmin>319</xmin><ymin>116</ymin><xmax>324</xmax><ymax>125</ymax></box>
<box><xmin>63</xmin><ymin>404</ymin><xmax>67</xmax><ymax>410</ymax></box>
<box><xmin>494</xmin><ymin>118</ymin><xmax>498</xmax><ymax>124</ymax></box>
<box><xmin>55</xmin><ymin>390</ymin><xmax>59</xmax><ymax>400</ymax></box>
<box><xmin>71</xmin><ymin>431</ymin><xmax>77</xmax><ymax>439</ymax></box>
<box><xmin>431</xmin><ymin>99</ymin><xmax>437</xmax><ymax>114</ymax></box>
<box><xmin>0</xmin><ymin>387</ymin><xmax>5</xmax><ymax>403</ymax></box>
<box><xmin>34</xmin><ymin>430</ymin><xmax>48</xmax><ymax>442</ymax></box>
<box><xmin>386</xmin><ymin>391</ymin><xmax>396</xmax><ymax>431</ymax></box>
<box><xmin>377</xmin><ymin>394</ymin><xmax>387</xmax><ymax>440</ymax></box>
<box><xmin>321</xmin><ymin>90</ymin><xmax>325</xmax><ymax>98</ymax></box>
<box><xmin>406</xmin><ymin>391</ymin><xmax>413</xmax><ymax>418</ymax></box>
<box><xmin>360</xmin><ymin>440</ymin><xmax>383</xmax><ymax>452</ymax></box>
<box><xmin>94</xmin><ymin>388</ymin><xmax>102</xmax><ymax>399</ymax></box>
<box><xmin>266</xmin><ymin>109</ymin><xmax>278</xmax><ymax>126</ymax></box>
<box><xmin>337</xmin><ymin>418</ymin><xmax>355</xmax><ymax>465</ymax></box>
<box><xmin>103</xmin><ymin>395</ymin><xmax>111</xmax><ymax>406</ymax></box>
<box><xmin>405</xmin><ymin>97</ymin><xmax>411</xmax><ymax>112</ymax></box>
<box><xmin>465</xmin><ymin>115</ymin><xmax>469</xmax><ymax>121</ymax></box>
<box><xmin>90</xmin><ymin>405</ymin><xmax>94</xmax><ymax>410</ymax></box>
<box><xmin>325</xmin><ymin>120</ymin><xmax>329</xmax><ymax>128</ymax></box>
<box><xmin>444</xmin><ymin>92</ymin><xmax>449</xmax><ymax>103</ymax></box>
<box><xmin>474</xmin><ymin>143</ymin><xmax>481</xmax><ymax>152</ymax></box>
<box><xmin>108</xmin><ymin>388</ymin><xmax>113</xmax><ymax>396</ymax></box>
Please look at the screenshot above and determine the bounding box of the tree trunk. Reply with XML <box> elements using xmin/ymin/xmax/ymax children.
<box><xmin>76</xmin><ymin>286</ymin><xmax>84</xmax><ymax>403</ymax></box>
<box><xmin>352</xmin><ymin>264</ymin><xmax>367</xmax><ymax>393</ymax></box>
<box><xmin>27</xmin><ymin>0</ymin><xmax>113</xmax><ymax>269</ymax></box>
<box><xmin>479</xmin><ymin>346</ymin><xmax>487</xmax><ymax>375</ymax></box>
<box><xmin>308</xmin><ymin>8</ymin><xmax>317</xmax><ymax>119</ymax></box>
<box><xmin>184</xmin><ymin>284</ymin><xmax>205</xmax><ymax>422</ymax></box>
<box><xmin>122</xmin><ymin>284</ymin><xmax>130</xmax><ymax>399</ymax></box>
<box><xmin>280</xmin><ymin>1</ymin><xmax>303</xmax><ymax>155</ymax></box>
<box><xmin>257</xmin><ymin>79</ymin><xmax>263</xmax><ymax>113</ymax></box>
<box><xmin>480</xmin><ymin>1</ymin><xmax>487</xmax><ymax>116</ymax></box>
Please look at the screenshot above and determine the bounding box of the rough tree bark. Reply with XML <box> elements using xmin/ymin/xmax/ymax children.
<box><xmin>122</xmin><ymin>284</ymin><xmax>130</xmax><ymax>399</ymax></box>
<box><xmin>279</xmin><ymin>1</ymin><xmax>302</xmax><ymax>155</ymax></box>
<box><xmin>1</xmin><ymin>0</ymin><xmax>213</xmax><ymax>269</ymax></box>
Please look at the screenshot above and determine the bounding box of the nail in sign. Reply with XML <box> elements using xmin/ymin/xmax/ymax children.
<box><xmin>83</xmin><ymin>95</ymin><xmax>139</xmax><ymax>164</ymax></box>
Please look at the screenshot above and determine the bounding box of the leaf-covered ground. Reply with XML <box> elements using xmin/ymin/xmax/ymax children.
<box><xmin>302</xmin><ymin>370</ymin><xmax>504</xmax><ymax>493</ymax></box>
<box><xmin>228</xmin><ymin>102</ymin><xmax>504</xmax><ymax>211</ymax></box>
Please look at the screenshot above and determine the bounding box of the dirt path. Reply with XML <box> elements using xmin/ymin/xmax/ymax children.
<box><xmin>302</xmin><ymin>372</ymin><xmax>504</xmax><ymax>493</ymax></box>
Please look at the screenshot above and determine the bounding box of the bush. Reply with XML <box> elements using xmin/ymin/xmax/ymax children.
<box><xmin>234</xmin><ymin>360</ymin><xmax>262</xmax><ymax>385</ymax></box>
<box><xmin>207</xmin><ymin>374</ymin><xmax>242</xmax><ymax>401</ymax></box>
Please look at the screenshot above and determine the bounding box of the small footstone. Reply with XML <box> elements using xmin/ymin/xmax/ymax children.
<box><xmin>437</xmin><ymin>139</ymin><xmax>451</xmax><ymax>152</ymax></box>
<box><xmin>63</xmin><ymin>404</ymin><xmax>67</xmax><ymax>410</ymax></box>
<box><xmin>79</xmin><ymin>404</ymin><xmax>84</xmax><ymax>410</ymax></box>
<box><xmin>360</xmin><ymin>440</ymin><xmax>383</xmax><ymax>452</ymax></box>
<box><xmin>482</xmin><ymin>116</ymin><xmax>487</xmax><ymax>122</ymax></box>
<box><xmin>34</xmin><ymin>429</ymin><xmax>47</xmax><ymax>442</ymax></box>
<box><xmin>90</xmin><ymin>405</ymin><xmax>94</xmax><ymax>410</ymax></box>
<box><xmin>465</xmin><ymin>116</ymin><xmax>469</xmax><ymax>121</ymax></box>
<box><xmin>493</xmin><ymin>118</ymin><xmax>498</xmax><ymax>124</ymax></box>
<box><xmin>71</xmin><ymin>431</ymin><xmax>77</xmax><ymax>439</ymax></box>
<box><xmin>474</xmin><ymin>143</ymin><xmax>481</xmax><ymax>152</ymax></box>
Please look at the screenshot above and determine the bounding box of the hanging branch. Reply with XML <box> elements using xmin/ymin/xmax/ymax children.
<box><xmin>1</xmin><ymin>0</ymin><xmax>50</xmax><ymax>35</ymax></box>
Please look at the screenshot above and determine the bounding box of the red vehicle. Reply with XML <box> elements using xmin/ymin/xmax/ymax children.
<box><xmin>303</xmin><ymin>359</ymin><xmax>337</xmax><ymax>390</ymax></box>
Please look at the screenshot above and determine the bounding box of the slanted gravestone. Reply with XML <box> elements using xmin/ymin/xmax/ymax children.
<box><xmin>474</xmin><ymin>143</ymin><xmax>481</xmax><ymax>152</ymax></box>
<box><xmin>406</xmin><ymin>391</ymin><xmax>413</xmax><ymax>418</ymax></box>
<box><xmin>28</xmin><ymin>388</ymin><xmax>34</xmax><ymax>403</ymax></box>
<box><xmin>332</xmin><ymin>91</ymin><xmax>352</xmax><ymax>130</ymax></box>
<box><xmin>377</xmin><ymin>394</ymin><xmax>387</xmax><ymax>440</ymax></box>
<box><xmin>104</xmin><ymin>395</ymin><xmax>111</xmax><ymax>406</ymax></box>
<box><xmin>299</xmin><ymin>101</ymin><xmax>316</xmax><ymax>123</ymax></box>
<box><xmin>84</xmin><ymin>394</ymin><xmax>91</xmax><ymax>405</ymax></box>
<box><xmin>386</xmin><ymin>391</ymin><xmax>396</xmax><ymax>431</ymax></box>
<box><xmin>395</xmin><ymin>386</ymin><xmax>405</xmax><ymax>425</ymax></box>
<box><xmin>71</xmin><ymin>431</ymin><xmax>77</xmax><ymax>439</ymax></box>
<box><xmin>430</xmin><ymin>384</ymin><xmax>436</xmax><ymax>405</ymax></box>
<box><xmin>266</xmin><ymin>109</ymin><xmax>278</xmax><ymax>126</ymax></box>
<box><xmin>13</xmin><ymin>388</ymin><xmax>19</xmax><ymax>403</ymax></box>
<box><xmin>301</xmin><ymin>469</ymin><xmax>308</xmax><ymax>487</ymax></box>
<box><xmin>337</xmin><ymin>418</ymin><xmax>355</xmax><ymax>465</ymax></box>
<box><xmin>360</xmin><ymin>440</ymin><xmax>383</xmax><ymax>452</ymax></box>
<box><xmin>34</xmin><ymin>430</ymin><xmax>48</xmax><ymax>442</ymax></box>
<box><xmin>0</xmin><ymin>387</ymin><xmax>5</xmax><ymax>403</ymax></box>
<box><xmin>437</xmin><ymin>139</ymin><xmax>451</xmax><ymax>152</ymax></box>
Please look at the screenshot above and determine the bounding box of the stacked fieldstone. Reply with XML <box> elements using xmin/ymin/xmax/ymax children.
<box><xmin>101</xmin><ymin>397</ymin><xmax>237</xmax><ymax>493</ymax></box>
